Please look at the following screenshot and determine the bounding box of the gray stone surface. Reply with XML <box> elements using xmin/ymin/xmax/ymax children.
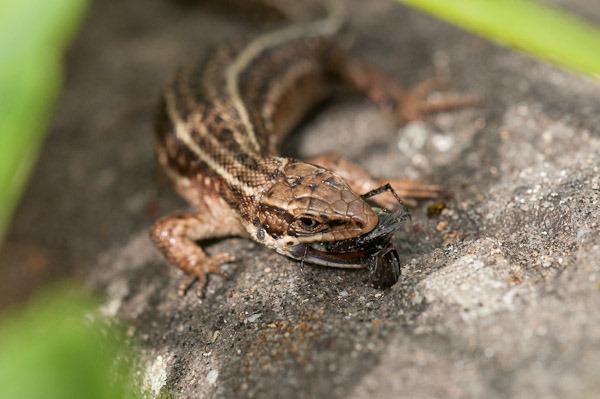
<box><xmin>2</xmin><ymin>0</ymin><xmax>599</xmax><ymax>398</ymax></box>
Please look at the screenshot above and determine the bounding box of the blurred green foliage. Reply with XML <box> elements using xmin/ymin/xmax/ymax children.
<box><xmin>0</xmin><ymin>285</ymin><xmax>133</xmax><ymax>399</ymax></box>
<box><xmin>400</xmin><ymin>0</ymin><xmax>600</xmax><ymax>76</ymax></box>
<box><xmin>0</xmin><ymin>0</ymin><xmax>89</xmax><ymax>241</ymax></box>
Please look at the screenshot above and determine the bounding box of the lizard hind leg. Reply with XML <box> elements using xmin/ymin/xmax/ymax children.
<box><xmin>150</xmin><ymin>209</ymin><xmax>245</xmax><ymax>298</ymax></box>
<box><xmin>306</xmin><ymin>153</ymin><xmax>444</xmax><ymax>208</ymax></box>
<box><xmin>338</xmin><ymin>61</ymin><xmax>479</xmax><ymax>124</ymax></box>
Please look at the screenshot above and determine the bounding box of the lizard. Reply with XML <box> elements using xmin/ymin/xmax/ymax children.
<box><xmin>150</xmin><ymin>2</ymin><xmax>475</xmax><ymax>296</ymax></box>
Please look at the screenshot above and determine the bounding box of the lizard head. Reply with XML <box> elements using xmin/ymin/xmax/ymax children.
<box><xmin>259</xmin><ymin>161</ymin><xmax>404</xmax><ymax>274</ymax></box>
<box><xmin>259</xmin><ymin>161</ymin><xmax>378</xmax><ymax>242</ymax></box>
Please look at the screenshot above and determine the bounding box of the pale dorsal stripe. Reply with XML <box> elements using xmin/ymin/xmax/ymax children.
<box><xmin>165</xmin><ymin>91</ymin><xmax>259</xmax><ymax>197</ymax></box>
<box><xmin>225</xmin><ymin>15</ymin><xmax>342</xmax><ymax>154</ymax></box>
<box><xmin>261</xmin><ymin>59</ymin><xmax>317</xmax><ymax>132</ymax></box>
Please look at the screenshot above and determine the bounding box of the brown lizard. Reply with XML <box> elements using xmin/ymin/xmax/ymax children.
<box><xmin>151</xmin><ymin>3</ymin><xmax>475</xmax><ymax>296</ymax></box>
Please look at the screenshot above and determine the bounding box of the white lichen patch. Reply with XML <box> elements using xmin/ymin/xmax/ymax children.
<box><xmin>143</xmin><ymin>354</ymin><xmax>171</xmax><ymax>397</ymax></box>
<box><xmin>206</xmin><ymin>369</ymin><xmax>219</xmax><ymax>386</ymax></box>
<box><xmin>99</xmin><ymin>278</ymin><xmax>129</xmax><ymax>317</ymax></box>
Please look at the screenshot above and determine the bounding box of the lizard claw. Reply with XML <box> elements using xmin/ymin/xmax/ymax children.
<box><xmin>392</xmin><ymin>77</ymin><xmax>480</xmax><ymax>124</ymax></box>
<box><xmin>177</xmin><ymin>253</ymin><xmax>238</xmax><ymax>298</ymax></box>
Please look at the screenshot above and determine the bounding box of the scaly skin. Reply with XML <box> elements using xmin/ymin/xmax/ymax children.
<box><xmin>150</xmin><ymin>7</ymin><xmax>475</xmax><ymax>296</ymax></box>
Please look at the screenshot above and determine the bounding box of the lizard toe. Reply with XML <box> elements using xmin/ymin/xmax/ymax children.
<box><xmin>178</xmin><ymin>253</ymin><xmax>237</xmax><ymax>297</ymax></box>
<box><xmin>392</xmin><ymin>77</ymin><xmax>479</xmax><ymax>123</ymax></box>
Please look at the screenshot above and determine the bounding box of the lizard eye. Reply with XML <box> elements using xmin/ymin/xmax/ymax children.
<box><xmin>299</xmin><ymin>217</ymin><xmax>321</xmax><ymax>229</ymax></box>
<box><xmin>292</xmin><ymin>216</ymin><xmax>326</xmax><ymax>235</ymax></box>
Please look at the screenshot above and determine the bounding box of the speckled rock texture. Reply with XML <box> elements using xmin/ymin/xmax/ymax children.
<box><xmin>1</xmin><ymin>1</ymin><xmax>599</xmax><ymax>398</ymax></box>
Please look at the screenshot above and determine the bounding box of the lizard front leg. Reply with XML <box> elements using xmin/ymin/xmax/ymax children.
<box><xmin>150</xmin><ymin>209</ymin><xmax>246</xmax><ymax>297</ymax></box>
<box><xmin>307</xmin><ymin>153</ymin><xmax>443</xmax><ymax>208</ymax></box>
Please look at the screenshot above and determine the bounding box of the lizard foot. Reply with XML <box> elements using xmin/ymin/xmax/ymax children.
<box><xmin>178</xmin><ymin>253</ymin><xmax>237</xmax><ymax>298</ymax></box>
<box><xmin>384</xmin><ymin>77</ymin><xmax>480</xmax><ymax>124</ymax></box>
<box><xmin>342</xmin><ymin>61</ymin><xmax>479</xmax><ymax>125</ymax></box>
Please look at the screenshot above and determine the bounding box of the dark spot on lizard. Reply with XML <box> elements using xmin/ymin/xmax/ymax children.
<box><xmin>324</xmin><ymin>176</ymin><xmax>342</xmax><ymax>188</ymax></box>
<box><xmin>245</xmin><ymin>158</ymin><xmax>260</xmax><ymax>171</ymax></box>
<box><xmin>269</xmin><ymin>169</ymin><xmax>283</xmax><ymax>180</ymax></box>
<box><xmin>253</xmin><ymin>218</ymin><xmax>265</xmax><ymax>241</ymax></box>
<box><xmin>286</xmin><ymin>175</ymin><xmax>304</xmax><ymax>188</ymax></box>
<box><xmin>189</xmin><ymin>128</ymin><xmax>202</xmax><ymax>141</ymax></box>
<box><xmin>235</xmin><ymin>152</ymin><xmax>249</xmax><ymax>163</ymax></box>
<box><xmin>229</xmin><ymin>185</ymin><xmax>242</xmax><ymax>197</ymax></box>
<box><xmin>226</xmin><ymin>138</ymin><xmax>241</xmax><ymax>152</ymax></box>
<box><xmin>217</xmin><ymin>127</ymin><xmax>234</xmax><ymax>142</ymax></box>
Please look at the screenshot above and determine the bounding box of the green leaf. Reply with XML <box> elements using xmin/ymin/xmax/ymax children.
<box><xmin>0</xmin><ymin>285</ymin><xmax>133</xmax><ymax>399</ymax></box>
<box><xmin>399</xmin><ymin>0</ymin><xmax>600</xmax><ymax>76</ymax></box>
<box><xmin>0</xmin><ymin>0</ymin><xmax>89</xmax><ymax>242</ymax></box>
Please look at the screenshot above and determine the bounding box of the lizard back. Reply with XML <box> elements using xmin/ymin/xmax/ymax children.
<box><xmin>156</xmin><ymin>16</ymin><xmax>345</xmax><ymax>207</ymax></box>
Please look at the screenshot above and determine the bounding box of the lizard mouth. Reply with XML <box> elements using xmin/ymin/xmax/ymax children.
<box><xmin>289</xmin><ymin>207</ymin><xmax>408</xmax><ymax>288</ymax></box>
